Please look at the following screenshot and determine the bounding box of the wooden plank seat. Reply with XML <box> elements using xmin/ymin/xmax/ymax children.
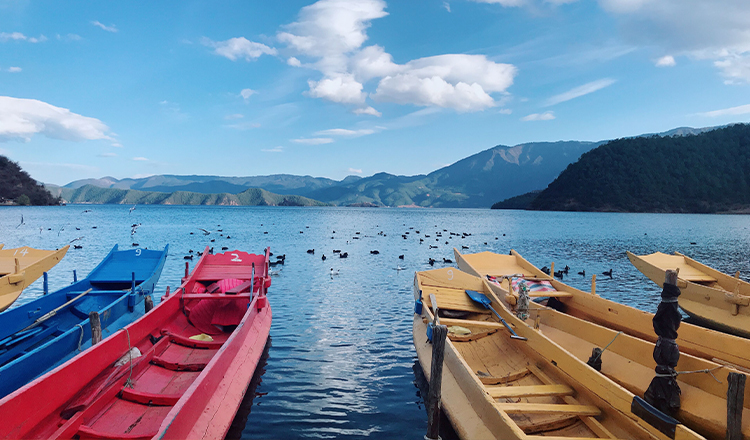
<box><xmin>180</xmin><ymin>293</ymin><xmax>252</xmax><ymax>301</ymax></box>
<box><xmin>496</xmin><ymin>403</ymin><xmax>601</xmax><ymax>417</ymax></box>
<box><xmin>119</xmin><ymin>388</ymin><xmax>181</xmax><ymax>406</ymax></box>
<box><xmin>424</xmin><ymin>288</ymin><xmax>490</xmax><ymax>314</ymax></box>
<box><xmin>150</xmin><ymin>355</ymin><xmax>207</xmax><ymax>372</ymax></box>
<box><xmin>77</xmin><ymin>424</ymin><xmax>156</xmax><ymax>440</ymax></box>
<box><xmin>488</xmin><ymin>384</ymin><xmax>574</xmax><ymax>399</ymax></box>
<box><xmin>194</xmin><ymin>265</ymin><xmax>260</xmax><ymax>281</ymax></box>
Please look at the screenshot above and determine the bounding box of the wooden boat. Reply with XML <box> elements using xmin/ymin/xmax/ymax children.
<box><xmin>0</xmin><ymin>245</ymin><xmax>70</xmax><ymax>312</ymax></box>
<box><xmin>0</xmin><ymin>244</ymin><xmax>167</xmax><ymax>399</ymax></box>
<box><xmin>0</xmin><ymin>247</ymin><xmax>272</xmax><ymax>440</ymax></box>
<box><xmin>413</xmin><ymin>267</ymin><xmax>703</xmax><ymax>440</ymax></box>
<box><xmin>455</xmin><ymin>249</ymin><xmax>750</xmax><ymax>372</ymax></box>
<box><xmin>454</xmin><ymin>250</ymin><xmax>750</xmax><ymax>439</ymax></box>
<box><xmin>628</xmin><ymin>251</ymin><xmax>750</xmax><ymax>337</ymax></box>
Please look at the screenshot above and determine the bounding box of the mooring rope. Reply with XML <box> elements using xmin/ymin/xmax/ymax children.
<box><xmin>590</xmin><ymin>331</ymin><xmax>622</xmax><ymax>364</ymax></box>
<box><xmin>124</xmin><ymin>327</ymin><xmax>135</xmax><ymax>389</ymax></box>
<box><xmin>654</xmin><ymin>365</ymin><xmax>724</xmax><ymax>383</ymax></box>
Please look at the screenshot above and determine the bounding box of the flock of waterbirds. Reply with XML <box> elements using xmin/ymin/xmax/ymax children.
<box><xmin>11</xmin><ymin>205</ymin><xmax>613</xmax><ymax>283</ymax></box>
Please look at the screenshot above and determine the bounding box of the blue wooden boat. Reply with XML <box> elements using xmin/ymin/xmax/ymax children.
<box><xmin>0</xmin><ymin>244</ymin><xmax>168</xmax><ymax>399</ymax></box>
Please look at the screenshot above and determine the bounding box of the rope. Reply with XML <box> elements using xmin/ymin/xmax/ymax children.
<box><xmin>124</xmin><ymin>327</ymin><xmax>135</xmax><ymax>389</ymax></box>
<box><xmin>654</xmin><ymin>365</ymin><xmax>724</xmax><ymax>383</ymax></box>
<box><xmin>590</xmin><ymin>331</ymin><xmax>622</xmax><ymax>364</ymax></box>
<box><xmin>74</xmin><ymin>324</ymin><xmax>84</xmax><ymax>352</ymax></box>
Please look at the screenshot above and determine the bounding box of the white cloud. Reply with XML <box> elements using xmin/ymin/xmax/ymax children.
<box><xmin>291</xmin><ymin>137</ymin><xmax>334</xmax><ymax>144</ymax></box>
<box><xmin>262</xmin><ymin>146</ymin><xmax>284</xmax><ymax>153</ymax></box>
<box><xmin>202</xmin><ymin>37</ymin><xmax>277</xmax><ymax>61</ymax></box>
<box><xmin>0</xmin><ymin>32</ymin><xmax>46</xmax><ymax>43</ymax></box>
<box><xmin>315</xmin><ymin>128</ymin><xmax>375</xmax><ymax>137</ymax></box>
<box><xmin>696</xmin><ymin>103</ymin><xmax>750</xmax><ymax>117</ymax></box>
<box><xmin>498</xmin><ymin>108</ymin><xmax>512</xmax><ymax>114</ymax></box>
<box><xmin>224</xmin><ymin>113</ymin><xmax>244</xmax><ymax>120</ymax></box>
<box><xmin>98</xmin><ymin>152</ymin><xmax>117</xmax><ymax>157</ymax></box>
<box><xmin>56</xmin><ymin>33</ymin><xmax>82</xmax><ymax>42</ymax></box>
<box><xmin>545</xmin><ymin>78</ymin><xmax>616</xmax><ymax>106</ymax></box>
<box><xmin>111</xmin><ymin>142</ymin><xmax>123</xmax><ymax>148</ymax></box>
<box><xmin>348</xmin><ymin>167</ymin><xmax>363</xmax><ymax>173</ymax></box>
<box><xmin>240</xmin><ymin>88</ymin><xmax>257</xmax><ymax>100</ymax></box>
<box><xmin>287</xmin><ymin>57</ymin><xmax>302</xmax><ymax>67</ymax></box>
<box><xmin>598</xmin><ymin>0</ymin><xmax>750</xmax><ymax>82</ymax></box>
<box><xmin>159</xmin><ymin>100</ymin><xmax>188</xmax><ymax>121</ymax></box>
<box><xmin>469</xmin><ymin>0</ymin><xmax>526</xmax><ymax>7</ymax></box>
<box><xmin>0</xmin><ymin>96</ymin><xmax>113</xmax><ymax>143</ymax></box>
<box><xmin>132</xmin><ymin>157</ymin><xmax>149</xmax><ymax>161</ymax></box>
<box><xmin>353</xmin><ymin>106</ymin><xmax>381</xmax><ymax>117</ymax></box>
<box><xmin>224</xmin><ymin>121</ymin><xmax>261</xmax><ymax>130</ymax></box>
<box><xmin>521</xmin><ymin>111</ymin><xmax>555</xmax><ymax>121</ymax></box>
<box><xmin>443</xmin><ymin>1</ymin><xmax>451</xmax><ymax>12</ymax></box>
<box><xmin>279</xmin><ymin>0</ymin><xmax>516</xmax><ymax>113</ymax></box>
<box><xmin>91</xmin><ymin>21</ymin><xmax>118</xmax><ymax>33</ymax></box>
<box><xmin>7</xmin><ymin>67</ymin><xmax>21</xmax><ymax>73</ymax></box>
<box><xmin>655</xmin><ymin>55</ymin><xmax>676</xmax><ymax>67</ymax></box>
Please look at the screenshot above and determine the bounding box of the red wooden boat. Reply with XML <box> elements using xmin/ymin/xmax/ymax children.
<box><xmin>0</xmin><ymin>247</ymin><xmax>272</xmax><ymax>440</ymax></box>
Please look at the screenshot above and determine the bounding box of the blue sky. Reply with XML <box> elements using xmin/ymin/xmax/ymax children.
<box><xmin>1</xmin><ymin>0</ymin><xmax>749</xmax><ymax>185</ymax></box>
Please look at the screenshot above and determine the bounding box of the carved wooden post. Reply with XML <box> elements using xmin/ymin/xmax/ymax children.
<box><xmin>426</xmin><ymin>324</ymin><xmax>448</xmax><ymax>440</ymax></box>
<box><xmin>89</xmin><ymin>311</ymin><xmax>102</xmax><ymax>345</ymax></box>
<box><xmin>145</xmin><ymin>296</ymin><xmax>154</xmax><ymax>313</ymax></box>
<box><xmin>727</xmin><ymin>372</ymin><xmax>746</xmax><ymax>440</ymax></box>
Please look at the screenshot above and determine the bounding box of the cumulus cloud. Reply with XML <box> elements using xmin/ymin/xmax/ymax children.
<box><xmin>291</xmin><ymin>137</ymin><xmax>334</xmax><ymax>144</ymax></box>
<box><xmin>262</xmin><ymin>146</ymin><xmax>284</xmax><ymax>153</ymax></box>
<box><xmin>132</xmin><ymin>157</ymin><xmax>149</xmax><ymax>161</ymax></box>
<box><xmin>0</xmin><ymin>32</ymin><xmax>46</xmax><ymax>43</ymax></box>
<box><xmin>655</xmin><ymin>55</ymin><xmax>676</xmax><ymax>67</ymax></box>
<box><xmin>353</xmin><ymin>106</ymin><xmax>382</xmax><ymax>117</ymax></box>
<box><xmin>0</xmin><ymin>96</ymin><xmax>114</xmax><ymax>143</ymax></box>
<box><xmin>287</xmin><ymin>56</ymin><xmax>302</xmax><ymax>67</ymax></box>
<box><xmin>98</xmin><ymin>152</ymin><xmax>117</xmax><ymax>157</ymax></box>
<box><xmin>202</xmin><ymin>37</ymin><xmax>277</xmax><ymax>61</ymax></box>
<box><xmin>7</xmin><ymin>67</ymin><xmax>21</xmax><ymax>73</ymax></box>
<box><xmin>224</xmin><ymin>121</ymin><xmax>261</xmax><ymax>130</ymax></box>
<box><xmin>598</xmin><ymin>0</ymin><xmax>750</xmax><ymax>82</ymax></box>
<box><xmin>279</xmin><ymin>0</ymin><xmax>516</xmax><ymax>113</ymax></box>
<box><xmin>696</xmin><ymin>103</ymin><xmax>750</xmax><ymax>117</ymax></box>
<box><xmin>240</xmin><ymin>88</ymin><xmax>256</xmax><ymax>100</ymax></box>
<box><xmin>56</xmin><ymin>33</ymin><xmax>82</xmax><ymax>42</ymax></box>
<box><xmin>315</xmin><ymin>128</ymin><xmax>375</xmax><ymax>136</ymax></box>
<box><xmin>469</xmin><ymin>0</ymin><xmax>525</xmax><ymax>7</ymax></box>
<box><xmin>521</xmin><ymin>111</ymin><xmax>555</xmax><ymax>121</ymax></box>
<box><xmin>91</xmin><ymin>21</ymin><xmax>118</xmax><ymax>33</ymax></box>
<box><xmin>348</xmin><ymin>167</ymin><xmax>363</xmax><ymax>173</ymax></box>
<box><xmin>545</xmin><ymin>78</ymin><xmax>616</xmax><ymax>106</ymax></box>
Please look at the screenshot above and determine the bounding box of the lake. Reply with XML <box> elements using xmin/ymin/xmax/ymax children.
<box><xmin>1</xmin><ymin>205</ymin><xmax>749</xmax><ymax>439</ymax></box>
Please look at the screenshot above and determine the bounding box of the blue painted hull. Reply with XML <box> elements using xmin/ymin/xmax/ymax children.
<box><xmin>0</xmin><ymin>244</ymin><xmax>168</xmax><ymax>399</ymax></box>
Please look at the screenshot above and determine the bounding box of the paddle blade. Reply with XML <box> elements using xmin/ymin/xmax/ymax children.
<box><xmin>465</xmin><ymin>290</ymin><xmax>492</xmax><ymax>309</ymax></box>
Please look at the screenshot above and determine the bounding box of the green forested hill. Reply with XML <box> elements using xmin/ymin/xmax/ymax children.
<box><xmin>48</xmin><ymin>185</ymin><xmax>328</xmax><ymax>206</ymax></box>
<box><xmin>527</xmin><ymin>124</ymin><xmax>750</xmax><ymax>213</ymax></box>
<box><xmin>0</xmin><ymin>156</ymin><xmax>60</xmax><ymax>205</ymax></box>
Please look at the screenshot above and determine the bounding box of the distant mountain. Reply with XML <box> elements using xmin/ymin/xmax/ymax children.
<box><xmin>48</xmin><ymin>184</ymin><xmax>328</xmax><ymax>207</ymax></box>
<box><xmin>0</xmin><ymin>156</ymin><xmax>60</xmax><ymax>205</ymax></box>
<box><xmin>526</xmin><ymin>124</ymin><xmax>750</xmax><ymax>213</ymax></box>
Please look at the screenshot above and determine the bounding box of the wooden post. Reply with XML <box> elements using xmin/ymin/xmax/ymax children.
<box><xmin>14</xmin><ymin>258</ymin><xmax>20</xmax><ymax>274</ymax></box>
<box><xmin>665</xmin><ymin>269</ymin><xmax>678</xmax><ymax>286</ymax></box>
<box><xmin>43</xmin><ymin>272</ymin><xmax>48</xmax><ymax>295</ymax></box>
<box><xmin>73</xmin><ymin>269</ymin><xmax>77</xmax><ymax>283</ymax></box>
<box><xmin>426</xmin><ymin>324</ymin><xmax>448</xmax><ymax>440</ymax></box>
<box><xmin>89</xmin><ymin>311</ymin><xmax>102</xmax><ymax>345</ymax></box>
<box><xmin>550</xmin><ymin>262</ymin><xmax>555</xmax><ymax>275</ymax></box>
<box><xmin>727</xmin><ymin>372</ymin><xmax>746</xmax><ymax>440</ymax></box>
<box><xmin>591</xmin><ymin>274</ymin><xmax>597</xmax><ymax>295</ymax></box>
<box><xmin>145</xmin><ymin>296</ymin><xmax>154</xmax><ymax>313</ymax></box>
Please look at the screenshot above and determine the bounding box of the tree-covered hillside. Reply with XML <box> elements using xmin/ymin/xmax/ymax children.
<box><xmin>528</xmin><ymin>124</ymin><xmax>750</xmax><ymax>213</ymax></box>
<box><xmin>0</xmin><ymin>156</ymin><xmax>60</xmax><ymax>205</ymax></box>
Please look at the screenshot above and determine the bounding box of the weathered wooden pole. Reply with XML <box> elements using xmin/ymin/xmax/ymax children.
<box><xmin>426</xmin><ymin>324</ymin><xmax>448</xmax><ymax>440</ymax></box>
<box><xmin>145</xmin><ymin>295</ymin><xmax>154</xmax><ymax>313</ymax></box>
<box><xmin>73</xmin><ymin>269</ymin><xmax>77</xmax><ymax>283</ymax></box>
<box><xmin>727</xmin><ymin>372</ymin><xmax>746</xmax><ymax>440</ymax></box>
<box><xmin>591</xmin><ymin>274</ymin><xmax>597</xmax><ymax>295</ymax></box>
<box><xmin>89</xmin><ymin>311</ymin><xmax>102</xmax><ymax>345</ymax></box>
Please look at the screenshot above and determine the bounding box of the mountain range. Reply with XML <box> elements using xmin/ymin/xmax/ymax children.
<box><xmin>51</xmin><ymin>125</ymin><xmax>720</xmax><ymax>208</ymax></box>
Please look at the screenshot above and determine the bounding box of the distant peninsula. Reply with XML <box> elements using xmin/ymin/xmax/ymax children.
<box><xmin>0</xmin><ymin>156</ymin><xmax>60</xmax><ymax>205</ymax></box>
<box><xmin>46</xmin><ymin>184</ymin><xmax>328</xmax><ymax>207</ymax></box>
<box><xmin>493</xmin><ymin>124</ymin><xmax>750</xmax><ymax>213</ymax></box>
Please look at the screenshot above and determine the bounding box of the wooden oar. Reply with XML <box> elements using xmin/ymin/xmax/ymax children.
<box><xmin>465</xmin><ymin>290</ymin><xmax>527</xmax><ymax>341</ymax></box>
<box><xmin>21</xmin><ymin>288</ymin><xmax>93</xmax><ymax>332</ymax></box>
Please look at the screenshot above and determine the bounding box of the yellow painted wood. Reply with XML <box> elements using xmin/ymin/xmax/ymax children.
<box><xmin>423</xmin><ymin>287</ymin><xmax>490</xmax><ymax>314</ymax></box>
<box><xmin>495</xmin><ymin>403</ymin><xmax>601</xmax><ymax>416</ymax></box>
<box><xmin>0</xmin><ymin>246</ymin><xmax>69</xmax><ymax>312</ymax></box>
<box><xmin>487</xmin><ymin>384</ymin><xmax>573</xmax><ymax>398</ymax></box>
<box><xmin>526</xmin><ymin>437</ymin><xmax>626</xmax><ymax>440</ymax></box>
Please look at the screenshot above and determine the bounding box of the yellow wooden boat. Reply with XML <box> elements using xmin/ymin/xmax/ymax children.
<box><xmin>628</xmin><ymin>251</ymin><xmax>750</xmax><ymax>338</ymax></box>
<box><xmin>414</xmin><ymin>267</ymin><xmax>703</xmax><ymax>440</ymax></box>
<box><xmin>455</xmin><ymin>249</ymin><xmax>750</xmax><ymax>372</ymax></box>
<box><xmin>0</xmin><ymin>245</ymin><xmax>69</xmax><ymax>312</ymax></box>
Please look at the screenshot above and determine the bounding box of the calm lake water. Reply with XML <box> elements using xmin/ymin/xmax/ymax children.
<box><xmin>2</xmin><ymin>205</ymin><xmax>750</xmax><ymax>439</ymax></box>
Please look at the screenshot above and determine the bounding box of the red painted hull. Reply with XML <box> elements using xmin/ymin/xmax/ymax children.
<box><xmin>0</xmin><ymin>247</ymin><xmax>272</xmax><ymax>440</ymax></box>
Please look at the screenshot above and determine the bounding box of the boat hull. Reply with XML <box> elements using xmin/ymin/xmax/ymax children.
<box><xmin>0</xmin><ymin>245</ymin><xmax>69</xmax><ymax>311</ymax></box>
<box><xmin>627</xmin><ymin>251</ymin><xmax>750</xmax><ymax>338</ymax></box>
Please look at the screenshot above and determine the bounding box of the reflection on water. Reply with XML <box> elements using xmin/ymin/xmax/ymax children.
<box><xmin>227</xmin><ymin>339</ymin><xmax>272</xmax><ymax>440</ymax></box>
<box><xmin>1</xmin><ymin>206</ymin><xmax>749</xmax><ymax>438</ymax></box>
<box><xmin>412</xmin><ymin>361</ymin><xmax>459</xmax><ymax>440</ymax></box>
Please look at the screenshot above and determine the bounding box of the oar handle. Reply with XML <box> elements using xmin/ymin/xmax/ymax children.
<box><xmin>490</xmin><ymin>307</ymin><xmax>527</xmax><ymax>341</ymax></box>
<box><xmin>21</xmin><ymin>288</ymin><xmax>94</xmax><ymax>332</ymax></box>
